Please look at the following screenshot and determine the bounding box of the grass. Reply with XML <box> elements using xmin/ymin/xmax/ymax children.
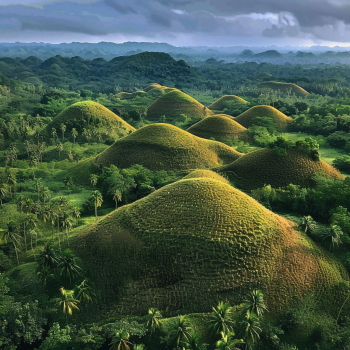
<box><xmin>46</xmin><ymin>100</ymin><xmax>136</xmax><ymax>142</ymax></box>
<box><xmin>187</xmin><ymin>115</ymin><xmax>248</xmax><ymax>142</ymax></box>
<box><xmin>70</xmin><ymin>177</ymin><xmax>348</xmax><ymax>321</ymax></box>
<box><xmin>218</xmin><ymin>148</ymin><xmax>344</xmax><ymax>190</ymax></box>
<box><xmin>147</xmin><ymin>90</ymin><xmax>213</xmax><ymax>122</ymax></box>
<box><xmin>93</xmin><ymin>123</ymin><xmax>242</xmax><ymax>171</ymax></box>
<box><xmin>234</xmin><ymin>105</ymin><xmax>293</xmax><ymax>131</ymax></box>
<box><xmin>257</xmin><ymin>81</ymin><xmax>309</xmax><ymax>96</ymax></box>
<box><xmin>182</xmin><ymin>169</ymin><xmax>230</xmax><ymax>184</ymax></box>
<box><xmin>208</xmin><ymin>95</ymin><xmax>248</xmax><ymax>111</ymax></box>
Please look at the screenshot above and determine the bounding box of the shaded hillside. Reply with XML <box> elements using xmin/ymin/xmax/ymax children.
<box><xmin>147</xmin><ymin>90</ymin><xmax>212</xmax><ymax>122</ymax></box>
<box><xmin>219</xmin><ymin>148</ymin><xmax>344</xmax><ymax>190</ymax></box>
<box><xmin>93</xmin><ymin>123</ymin><xmax>242</xmax><ymax>171</ymax></box>
<box><xmin>46</xmin><ymin>101</ymin><xmax>135</xmax><ymax>142</ymax></box>
<box><xmin>71</xmin><ymin>177</ymin><xmax>348</xmax><ymax>318</ymax></box>
<box><xmin>187</xmin><ymin>115</ymin><xmax>248</xmax><ymax>142</ymax></box>
<box><xmin>257</xmin><ymin>81</ymin><xmax>309</xmax><ymax>96</ymax></box>
<box><xmin>234</xmin><ymin>105</ymin><xmax>293</xmax><ymax>131</ymax></box>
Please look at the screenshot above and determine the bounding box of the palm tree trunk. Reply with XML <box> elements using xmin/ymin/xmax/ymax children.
<box><xmin>52</xmin><ymin>223</ymin><xmax>55</xmax><ymax>242</ymax></box>
<box><xmin>95</xmin><ymin>204</ymin><xmax>97</xmax><ymax>218</ymax></box>
<box><xmin>57</xmin><ymin>219</ymin><xmax>61</xmax><ymax>251</ymax></box>
<box><xmin>31</xmin><ymin>235</ymin><xmax>36</xmax><ymax>260</ymax></box>
<box><xmin>23</xmin><ymin>222</ymin><xmax>27</xmax><ymax>252</ymax></box>
<box><xmin>13</xmin><ymin>243</ymin><xmax>19</xmax><ymax>266</ymax></box>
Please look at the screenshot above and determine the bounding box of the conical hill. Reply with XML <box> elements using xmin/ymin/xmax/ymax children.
<box><xmin>234</xmin><ymin>105</ymin><xmax>293</xmax><ymax>131</ymax></box>
<box><xmin>94</xmin><ymin>123</ymin><xmax>242</xmax><ymax>171</ymax></box>
<box><xmin>187</xmin><ymin>115</ymin><xmax>248</xmax><ymax>142</ymax></box>
<box><xmin>219</xmin><ymin>148</ymin><xmax>344</xmax><ymax>190</ymax></box>
<box><xmin>257</xmin><ymin>81</ymin><xmax>309</xmax><ymax>96</ymax></box>
<box><xmin>183</xmin><ymin>169</ymin><xmax>230</xmax><ymax>184</ymax></box>
<box><xmin>147</xmin><ymin>90</ymin><xmax>212</xmax><ymax>122</ymax></box>
<box><xmin>46</xmin><ymin>101</ymin><xmax>135</xmax><ymax>142</ymax></box>
<box><xmin>71</xmin><ymin>177</ymin><xmax>348</xmax><ymax>317</ymax></box>
<box><xmin>208</xmin><ymin>95</ymin><xmax>247</xmax><ymax>111</ymax></box>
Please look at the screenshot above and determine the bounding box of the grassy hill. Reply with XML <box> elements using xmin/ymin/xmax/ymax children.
<box><xmin>187</xmin><ymin>115</ymin><xmax>248</xmax><ymax>142</ymax></box>
<box><xmin>182</xmin><ymin>169</ymin><xmax>230</xmax><ymax>184</ymax></box>
<box><xmin>257</xmin><ymin>81</ymin><xmax>309</xmax><ymax>96</ymax></box>
<box><xmin>115</xmin><ymin>91</ymin><xmax>147</xmax><ymax>100</ymax></box>
<box><xmin>71</xmin><ymin>176</ymin><xmax>348</xmax><ymax>319</ymax></box>
<box><xmin>208</xmin><ymin>95</ymin><xmax>247</xmax><ymax>111</ymax></box>
<box><xmin>147</xmin><ymin>90</ymin><xmax>213</xmax><ymax>122</ymax></box>
<box><xmin>92</xmin><ymin>123</ymin><xmax>242</xmax><ymax>171</ymax></box>
<box><xmin>115</xmin><ymin>84</ymin><xmax>176</xmax><ymax>100</ymax></box>
<box><xmin>218</xmin><ymin>148</ymin><xmax>344</xmax><ymax>190</ymax></box>
<box><xmin>46</xmin><ymin>101</ymin><xmax>136</xmax><ymax>142</ymax></box>
<box><xmin>234</xmin><ymin>105</ymin><xmax>293</xmax><ymax>131</ymax></box>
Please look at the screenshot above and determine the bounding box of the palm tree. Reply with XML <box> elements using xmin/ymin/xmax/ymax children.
<box><xmin>3</xmin><ymin>221</ymin><xmax>21</xmax><ymax>266</ymax></box>
<box><xmin>90</xmin><ymin>174</ymin><xmax>98</xmax><ymax>187</ymax></box>
<box><xmin>214</xmin><ymin>332</ymin><xmax>244</xmax><ymax>350</ymax></box>
<box><xmin>320</xmin><ymin>225</ymin><xmax>344</xmax><ymax>252</ymax></box>
<box><xmin>133</xmin><ymin>345</ymin><xmax>146</xmax><ymax>350</ymax></box>
<box><xmin>109</xmin><ymin>330</ymin><xmax>132</xmax><ymax>350</ymax></box>
<box><xmin>238</xmin><ymin>311</ymin><xmax>262</xmax><ymax>350</ymax></box>
<box><xmin>113</xmin><ymin>189</ymin><xmax>122</xmax><ymax>209</ymax></box>
<box><xmin>0</xmin><ymin>185</ymin><xmax>7</xmax><ymax>209</ymax></box>
<box><xmin>300</xmin><ymin>215</ymin><xmax>317</xmax><ymax>235</ymax></box>
<box><xmin>17</xmin><ymin>197</ymin><xmax>25</xmax><ymax>213</ymax></box>
<box><xmin>92</xmin><ymin>190</ymin><xmax>103</xmax><ymax>219</ymax></box>
<box><xmin>60</xmin><ymin>123</ymin><xmax>66</xmax><ymax>141</ymax></box>
<box><xmin>145</xmin><ymin>307</ymin><xmax>163</xmax><ymax>336</ymax></box>
<box><xmin>7</xmin><ymin>173</ymin><xmax>16</xmax><ymax>198</ymax></box>
<box><xmin>37</xmin><ymin>241</ymin><xmax>60</xmax><ymax>271</ymax></box>
<box><xmin>71</xmin><ymin>128</ymin><xmax>78</xmax><ymax>144</ymax></box>
<box><xmin>243</xmin><ymin>290</ymin><xmax>268</xmax><ymax>317</ymax></box>
<box><xmin>56</xmin><ymin>142</ymin><xmax>63</xmax><ymax>160</ymax></box>
<box><xmin>41</xmin><ymin>186</ymin><xmax>51</xmax><ymax>204</ymax></box>
<box><xmin>37</xmin><ymin>265</ymin><xmax>54</xmax><ymax>291</ymax></box>
<box><xmin>29</xmin><ymin>229</ymin><xmax>38</xmax><ymax>260</ymax></box>
<box><xmin>72</xmin><ymin>206</ymin><xmax>80</xmax><ymax>226</ymax></box>
<box><xmin>25</xmin><ymin>198</ymin><xmax>34</xmax><ymax>213</ymax></box>
<box><xmin>54</xmin><ymin>286</ymin><xmax>80</xmax><ymax>318</ymax></box>
<box><xmin>74</xmin><ymin>279</ymin><xmax>96</xmax><ymax>304</ymax></box>
<box><xmin>59</xmin><ymin>249</ymin><xmax>82</xmax><ymax>283</ymax></box>
<box><xmin>51</xmin><ymin>127</ymin><xmax>57</xmax><ymax>140</ymax></box>
<box><xmin>186</xmin><ymin>332</ymin><xmax>207</xmax><ymax>350</ymax></box>
<box><xmin>168</xmin><ymin>315</ymin><xmax>193</xmax><ymax>348</ymax></box>
<box><xmin>209</xmin><ymin>301</ymin><xmax>235</xmax><ymax>337</ymax></box>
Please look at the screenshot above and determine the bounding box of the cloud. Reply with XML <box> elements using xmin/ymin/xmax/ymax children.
<box><xmin>104</xmin><ymin>0</ymin><xmax>137</xmax><ymax>14</ymax></box>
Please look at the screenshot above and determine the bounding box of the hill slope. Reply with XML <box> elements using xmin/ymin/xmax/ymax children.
<box><xmin>257</xmin><ymin>81</ymin><xmax>309</xmax><ymax>96</ymax></box>
<box><xmin>46</xmin><ymin>101</ymin><xmax>135</xmax><ymax>142</ymax></box>
<box><xmin>93</xmin><ymin>123</ymin><xmax>242</xmax><ymax>171</ymax></box>
<box><xmin>208</xmin><ymin>95</ymin><xmax>248</xmax><ymax>111</ymax></box>
<box><xmin>187</xmin><ymin>115</ymin><xmax>248</xmax><ymax>142</ymax></box>
<box><xmin>219</xmin><ymin>148</ymin><xmax>344</xmax><ymax>190</ymax></box>
<box><xmin>234</xmin><ymin>105</ymin><xmax>293</xmax><ymax>131</ymax></box>
<box><xmin>71</xmin><ymin>177</ymin><xmax>348</xmax><ymax>318</ymax></box>
<box><xmin>147</xmin><ymin>90</ymin><xmax>212</xmax><ymax>122</ymax></box>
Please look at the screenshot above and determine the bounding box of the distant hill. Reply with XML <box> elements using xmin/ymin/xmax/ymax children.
<box><xmin>92</xmin><ymin>123</ymin><xmax>242</xmax><ymax>171</ymax></box>
<box><xmin>45</xmin><ymin>101</ymin><xmax>135</xmax><ymax>143</ymax></box>
<box><xmin>234</xmin><ymin>105</ymin><xmax>293</xmax><ymax>131</ymax></box>
<box><xmin>257</xmin><ymin>81</ymin><xmax>309</xmax><ymax>96</ymax></box>
<box><xmin>187</xmin><ymin>115</ymin><xmax>248</xmax><ymax>142</ymax></box>
<box><xmin>71</xmin><ymin>176</ymin><xmax>348</xmax><ymax>318</ymax></box>
<box><xmin>147</xmin><ymin>90</ymin><xmax>212</xmax><ymax>122</ymax></box>
<box><xmin>208</xmin><ymin>95</ymin><xmax>247</xmax><ymax>111</ymax></box>
<box><xmin>219</xmin><ymin>148</ymin><xmax>343</xmax><ymax>190</ymax></box>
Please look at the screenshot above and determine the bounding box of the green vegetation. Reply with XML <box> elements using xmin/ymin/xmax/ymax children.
<box><xmin>256</xmin><ymin>81</ymin><xmax>310</xmax><ymax>96</ymax></box>
<box><xmin>187</xmin><ymin>115</ymin><xmax>248</xmax><ymax>142</ymax></box>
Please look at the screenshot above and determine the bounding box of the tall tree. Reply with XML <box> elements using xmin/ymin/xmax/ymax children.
<box><xmin>112</xmin><ymin>189</ymin><xmax>122</xmax><ymax>209</ymax></box>
<box><xmin>6</xmin><ymin>173</ymin><xmax>16</xmax><ymax>198</ymax></box>
<box><xmin>37</xmin><ymin>241</ymin><xmax>60</xmax><ymax>271</ymax></box>
<box><xmin>92</xmin><ymin>190</ymin><xmax>103</xmax><ymax>219</ymax></box>
<box><xmin>59</xmin><ymin>249</ymin><xmax>82</xmax><ymax>283</ymax></box>
<box><xmin>243</xmin><ymin>290</ymin><xmax>268</xmax><ymax>317</ymax></box>
<box><xmin>74</xmin><ymin>279</ymin><xmax>96</xmax><ymax>304</ymax></box>
<box><xmin>209</xmin><ymin>301</ymin><xmax>235</xmax><ymax>337</ymax></box>
<box><xmin>3</xmin><ymin>221</ymin><xmax>21</xmax><ymax>266</ymax></box>
<box><xmin>60</xmin><ymin>123</ymin><xmax>66</xmax><ymax>141</ymax></box>
<box><xmin>71</xmin><ymin>128</ymin><xmax>78</xmax><ymax>144</ymax></box>
<box><xmin>214</xmin><ymin>332</ymin><xmax>244</xmax><ymax>350</ymax></box>
<box><xmin>145</xmin><ymin>307</ymin><xmax>163</xmax><ymax>336</ymax></box>
<box><xmin>109</xmin><ymin>330</ymin><xmax>132</xmax><ymax>350</ymax></box>
<box><xmin>0</xmin><ymin>185</ymin><xmax>7</xmax><ymax>209</ymax></box>
<box><xmin>238</xmin><ymin>311</ymin><xmax>262</xmax><ymax>350</ymax></box>
<box><xmin>54</xmin><ymin>287</ymin><xmax>80</xmax><ymax>318</ymax></box>
<box><xmin>167</xmin><ymin>315</ymin><xmax>193</xmax><ymax>349</ymax></box>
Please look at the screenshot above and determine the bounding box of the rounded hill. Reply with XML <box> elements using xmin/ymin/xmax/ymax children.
<box><xmin>234</xmin><ymin>105</ymin><xmax>293</xmax><ymax>131</ymax></box>
<box><xmin>147</xmin><ymin>90</ymin><xmax>212</xmax><ymax>122</ymax></box>
<box><xmin>46</xmin><ymin>101</ymin><xmax>135</xmax><ymax>142</ymax></box>
<box><xmin>208</xmin><ymin>95</ymin><xmax>247</xmax><ymax>111</ymax></box>
<box><xmin>182</xmin><ymin>169</ymin><xmax>230</xmax><ymax>184</ymax></box>
<box><xmin>257</xmin><ymin>81</ymin><xmax>309</xmax><ymax>96</ymax></box>
<box><xmin>115</xmin><ymin>91</ymin><xmax>147</xmax><ymax>100</ymax></box>
<box><xmin>72</xmin><ymin>177</ymin><xmax>348</xmax><ymax>317</ymax></box>
<box><xmin>93</xmin><ymin>123</ymin><xmax>242</xmax><ymax>171</ymax></box>
<box><xmin>187</xmin><ymin>115</ymin><xmax>248</xmax><ymax>142</ymax></box>
<box><xmin>219</xmin><ymin>148</ymin><xmax>344</xmax><ymax>190</ymax></box>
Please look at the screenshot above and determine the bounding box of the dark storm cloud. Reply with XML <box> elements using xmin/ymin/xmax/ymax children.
<box><xmin>1</xmin><ymin>0</ymin><xmax>350</xmax><ymax>44</ymax></box>
<box><xmin>104</xmin><ymin>0</ymin><xmax>137</xmax><ymax>14</ymax></box>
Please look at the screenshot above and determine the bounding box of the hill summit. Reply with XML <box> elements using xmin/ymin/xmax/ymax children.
<box><xmin>147</xmin><ymin>90</ymin><xmax>212</xmax><ymax>122</ymax></box>
<box><xmin>93</xmin><ymin>123</ymin><xmax>242</xmax><ymax>171</ymax></box>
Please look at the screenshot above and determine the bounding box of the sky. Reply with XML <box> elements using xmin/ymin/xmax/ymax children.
<box><xmin>1</xmin><ymin>0</ymin><xmax>350</xmax><ymax>47</ymax></box>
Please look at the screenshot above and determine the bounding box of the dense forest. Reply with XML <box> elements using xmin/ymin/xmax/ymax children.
<box><xmin>2</xmin><ymin>50</ymin><xmax>350</xmax><ymax>350</ymax></box>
